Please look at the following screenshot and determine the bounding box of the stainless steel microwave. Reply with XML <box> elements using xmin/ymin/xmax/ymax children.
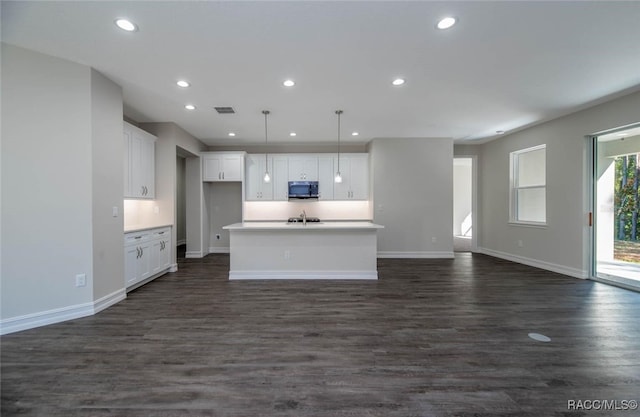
<box><xmin>288</xmin><ymin>181</ymin><xmax>319</xmax><ymax>199</ymax></box>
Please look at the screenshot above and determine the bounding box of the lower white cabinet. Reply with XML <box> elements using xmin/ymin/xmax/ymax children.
<box><xmin>124</xmin><ymin>226</ymin><xmax>172</xmax><ymax>290</ymax></box>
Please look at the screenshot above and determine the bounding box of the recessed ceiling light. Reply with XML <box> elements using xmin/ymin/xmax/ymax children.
<box><xmin>283</xmin><ymin>79</ymin><xmax>295</xmax><ymax>87</ymax></box>
<box><xmin>352</xmin><ymin>132</ymin><xmax>359</xmax><ymax>136</ymax></box>
<box><xmin>115</xmin><ymin>18</ymin><xmax>138</xmax><ymax>32</ymax></box>
<box><xmin>176</xmin><ymin>80</ymin><xmax>190</xmax><ymax>88</ymax></box>
<box><xmin>228</xmin><ymin>132</ymin><xmax>236</xmax><ymax>137</ymax></box>
<box><xmin>496</xmin><ymin>130</ymin><xmax>505</xmax><ymax>135</ymax></box>
<box><xmin>185</xmin><ymin>104</ymin><xmax>196</xmax><ymax>110</ymax></box>
<box><xmin>289</xmin><ymin>132</ymin><xmax>297</xmax><ymax>137</ymax></box>
<box><xmin>437</xmin><ymin>17</ymin><xmax>457</xmax><ymax>30</ymax></box>
<box><xmin>392</xmin><ymin>78</ymin><xmax>405</xmax><ymax>86</ymax></box>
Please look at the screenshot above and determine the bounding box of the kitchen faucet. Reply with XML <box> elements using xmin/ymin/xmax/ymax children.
<box><xmin>301</xmin><ymin>210</ymin><xmax>307</xmax><ymax>225</ymax></box>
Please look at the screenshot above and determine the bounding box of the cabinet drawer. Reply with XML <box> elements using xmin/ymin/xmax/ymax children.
<box><xmin>124</xmin><ymin>232</ymin><xmax>151</xmax><ymax>245</ymax></box>
<box><xmin>152</xmin><ymin>227</ymin><xmax>171</xmax><ymax>239</ymax></box>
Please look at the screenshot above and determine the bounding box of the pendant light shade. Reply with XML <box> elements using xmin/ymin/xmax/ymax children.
<box><xmin>335</xmin><ymin>110</ymin><xmax>343</xmax><ymax>183</ymax></box>
<box><xmin>262</xmin><ymin>110</ymin><xmax>271</xmax><ymax>183</ymax></box>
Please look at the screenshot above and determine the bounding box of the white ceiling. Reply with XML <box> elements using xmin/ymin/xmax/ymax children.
<box><xmin>3</xmin><ymin>1</ymin><xmax>640</xmax><ymax>146</ymax></box>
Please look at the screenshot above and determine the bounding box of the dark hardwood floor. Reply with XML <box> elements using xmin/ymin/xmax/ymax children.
<box><xmin>2</xmin><ymin>253</ymin><xmax>640</xmax><ymax>416</ymax></box>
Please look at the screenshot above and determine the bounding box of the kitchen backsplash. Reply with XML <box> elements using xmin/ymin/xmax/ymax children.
<box><xmin>243</xmin><ymin>200</ymin><xmax>372</xmax><ymax>221</ymax></box>
<box><xmin>124</xmin><ymin>199</ymin><xmax>163</xmax><ymax>229</ymax></box>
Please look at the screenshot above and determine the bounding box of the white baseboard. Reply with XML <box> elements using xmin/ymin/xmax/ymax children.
<box><xmin>377</xmin><ymin>251</ymin><xmax>455</xmax><ymax>259</ymax></box>
<box><xmin>1</xmin><ymin>288</ymin><xmax>126</xmax><ymax>336</ymax></box>
<box><xmin>169</xmin><ymin>263</ymin><xmax>178</xmax><ymax>273</ymax></box>
<box><xmin>478</xmin><ymin>247</ymin><xmax>588</xmax><ymax>279</ymax></box>
<box><xmin>208</xmin><ymin>246</ymin><xmax>230</xmax><ymax>254</ymax></box>
<box><xmin>176</xmin><ymin>239</ymin><xmax>186</xmax><ymax>246</ymax></box>
<box><xmin>229</xmin><ymin>270</ymin><xmax>378</xmax><ymax>280</ymax></box>
<box><xmin>93</xmin><ymin>288</ymin><xmax>127</xmax><ymax>314</ymax></box>
<box><xmin>185</xmin><ymin>251</ymin><xmax>204</xmax><ymax>258</ymax></box>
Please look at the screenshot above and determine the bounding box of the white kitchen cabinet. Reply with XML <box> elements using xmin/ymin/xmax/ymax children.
<box><xmin>245</xmin><ymin>155</ymin><xmax>289</xmax><ymax>201</ymax></box>
<box><xmin>334</xmin><ymin>154</ymin><xmax>369</xmax><ymax>200</ymax></box>
<box><xmin>124</xmin><ymin>122</ymin><xmax>156</xmax><ymax>198</ymax></box>
<box><xmin>152</xmin><ymin>228</ymin><xmax>172</xmax><ymax>274</ymax></box>
<box><xmin>202</xmin><ymin>152</ymin><xmax>245</xmax><ymax>182</ymax></box>
<box><xmin>317</xmin><ymin>156</ymin><xmax>335</xmax><ymax>200</ymax></box>
<box><xmin>124</xmin><ymin>226</ymin><xmax>172</xmax><ymax>290</ymax></box>
<box><xmin>272</xmin><ymin>156</ymin><xmax>289</xmax><ymax>201</ymax></box>
<box><xmin>288</xmin><ymin>155</ymin><xmax>318</xmax><ymax>181</ymax></box>
<box><xmin>245</xmin><ymin>154</ymin><xmax>273</xmax><ymax>200</ymax></box>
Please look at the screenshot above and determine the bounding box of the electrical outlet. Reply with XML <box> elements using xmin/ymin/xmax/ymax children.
<box><xmin>284</xmin><ymin>250</ymin><xmax>291</xmax><ymax>260</ymax></box>
<box><xmin>517</xmin><ymin>240</ymin><xmax>523</xmax><ymax>248</ymax></box>
<box><xmin>75</xmin><ymin>274</ymin><xmax>86</xmax><ymax>287</ymax></box>
<box><xmin>216</xmin><ymin>234</ymin><xmax>221</xmax><ymax>240</ymax></box>
<box><xmin>431</xmin><ymin>236</ymin><xmax>437</xmax><ymax>243</ymax></box>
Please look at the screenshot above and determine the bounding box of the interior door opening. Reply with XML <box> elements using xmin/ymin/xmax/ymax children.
<box><xmin>454</xmin><ymin>157</ymin><xmax>474</xmax><ymax>252</ymax></box>
<box><xmin>593</xmin><ymin>124</ymin><xmax>640</xmax><ymax>291</ymax></box>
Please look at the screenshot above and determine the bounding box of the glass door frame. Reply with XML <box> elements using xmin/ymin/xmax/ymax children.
<box><xmin>589</xmin><ymin>123</ymin><xmax>640</xmax><ymax>292</ymax></box>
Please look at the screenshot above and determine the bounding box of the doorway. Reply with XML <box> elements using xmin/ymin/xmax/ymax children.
<box><xmin>592</xmin><ymin>124</ymin><xmax>640</xmax><ymax>291</ymax></box>
<box><xmin>454</xmin><ymin>157</ymin><xmax>476</xmax><ymax>252</ymax></box>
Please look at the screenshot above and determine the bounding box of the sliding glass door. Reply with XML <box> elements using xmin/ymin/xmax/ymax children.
<box><xmin>593</xmin><ymin>124</ymin><xmax>640</xmax><ymax>290</ymax></box>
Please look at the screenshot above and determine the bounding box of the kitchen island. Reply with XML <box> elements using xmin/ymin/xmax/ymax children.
<box><xmin>222</xmin><ymin>221</ymin><xmax>383</xmax><ymax>280</ymax></box>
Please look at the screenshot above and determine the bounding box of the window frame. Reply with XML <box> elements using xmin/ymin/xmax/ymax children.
<box><xmin>509</xmin><ymin>144</ymin><xmax>547</xmax><ymax>227</ymax></box>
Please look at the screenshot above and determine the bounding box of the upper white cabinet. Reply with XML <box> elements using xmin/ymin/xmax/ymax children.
<box><xmin>288</xmin><ymin>156</ymin><xmax>318</xmax><ymax>181</ymax></box>
<box><xmin>334</xmin><ymin>154</ymin><xmax>369</xmax><ymax>200</ymax></box>
<box><xmin>245</xmin><ymin>155</ymin><xmax>289</xmax><ymax>201</ymax></box>
<box><xmin>272</xmin><ymin>156</ymin><xmax>289</xmax><ymax>201</ymax></box>
<box><xmin>202</xmin><ymin>152</ymin><xmax>245</xmax><ymax>182</ymax></box>
<box><xmin>245</xmin><ymin>154</ymin><xmax>273</xmax><ymax>200</ymax></box>
<box><xmin>124</xmin><ymin>122</ymin><xmax>156</xmax><ymax>199</ymax></box>
<box><xmin>317</xmin><ymin>156</ymin><xmax>335</xmax><ymax>200</ymax></box>
<box><xmin>243</xmin><ymin>153</ymin><xmax>369</xmax><ymax>202</ymax></box>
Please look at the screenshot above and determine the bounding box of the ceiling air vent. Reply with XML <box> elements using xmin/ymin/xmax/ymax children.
<box><xmin>214</xmin><ymin>107</ymin><xmax>235</xmax><ymax>114</ymax></box>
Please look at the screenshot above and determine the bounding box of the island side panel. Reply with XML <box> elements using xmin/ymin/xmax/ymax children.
<box><xmin>228</xmin><ymin>229</ymin><xmax>378</xmax><ymax>279</ymax></box>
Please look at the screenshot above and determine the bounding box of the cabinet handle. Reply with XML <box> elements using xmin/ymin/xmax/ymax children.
<box><xmin>136</xmin><ymin>247</ymin><xmax>141</xmax><ymax>258</ymax></box>
<box><xmin>140</xmin><ymin>248</ymin><xmax>143</xmax><ymax>257</ymax></box>
<box><xmin>222</xmin><ymin>172</ymin><xmax>225</xmax><ymax>180</ymax></box>
<box><xmin>145</xmin><ymin>186</ymin><xmax>148</xmax><ymax>195</ymax></box>
<box><xmin>135</xmin><ymin>236</ymin><xmax>142</xmax><ymax>239</ymax></box>
<box><xmin>218</xmin><ymin>172</ymin><xmax>221</xmax><ymax>180</ymax></box>
<box><xmin>158</xmin><ymin>231</ymin><xmax>165</xmax><ymax>235</ymax></box>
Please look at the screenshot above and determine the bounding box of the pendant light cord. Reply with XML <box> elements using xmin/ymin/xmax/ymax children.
<box><xmin>336</xmin><ymin>110</ymin><xmax>343</xmax><ymax>172</ymax></box>
<box><xmin>263</xmin><ymin>110</ymin><xmax>270</xmax><ymax>170</ymax></box>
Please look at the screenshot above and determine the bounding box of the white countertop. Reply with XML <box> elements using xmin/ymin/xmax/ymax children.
<box><xmin>124</xmin><ymin>224</ymin><xmax>172</xmax><ymax>233</ymax></box>
<box><xmin>223</xmin><ymin>221</ymin><xmax>384</xmax><ymax>231</ymax></box>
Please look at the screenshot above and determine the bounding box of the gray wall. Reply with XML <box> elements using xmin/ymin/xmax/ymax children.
<box><xmin>1</xmin><ymin>44</ymin><xmax>123</xmax><ymax>325</ymax></box>
<box><xmin>371</xmin><ymin>138</ymin><xmax>454</xmax><ymax>257</ymax></box>
<box><xmin>91</xmin><ymin>69</ymin><xmax>125</xmax><ymax>301</ymax></box>
<box><xmin>207</xmin><ymin>183</ymin><xmax>243</xmax><ymax>250</ymax></box>
<box><xmin>478</xmin><ymin>89</ymin><xmax>640</xmax><ymax>277</ymax></box>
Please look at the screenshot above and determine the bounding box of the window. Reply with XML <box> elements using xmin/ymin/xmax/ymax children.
<box><xmin>510</xmin><ymin>144</ymin><xmax>546</xmax><ymax>225</ymax></box>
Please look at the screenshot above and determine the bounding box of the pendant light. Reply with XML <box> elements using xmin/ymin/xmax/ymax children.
<box><xmin>262</xmin><ymin>110</ymin><xmax>271</xmax><ymax>183</ymax></box>
<box><xmin>334</xmin><ymin>110</ymin><xmax>343</xmax><ymax>183</ymax></box>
